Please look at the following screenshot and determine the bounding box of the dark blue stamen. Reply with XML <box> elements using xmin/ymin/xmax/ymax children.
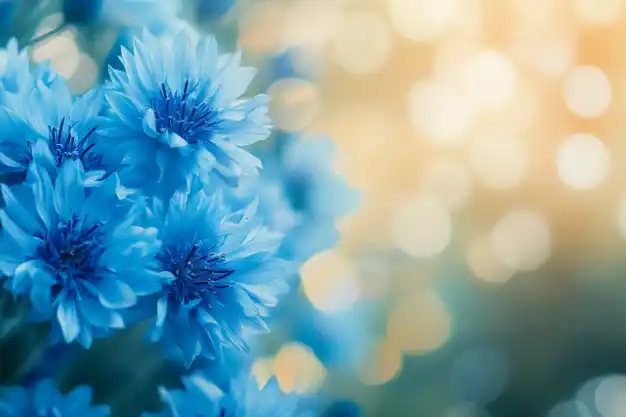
<box><xmin>37</xmin><ymin>215</ymin><xmax>106</xmax><ymax>297</ymax></box>
<box><xmin>150</xmin><ymin>80</ymin><xmax>220</xmax><ymax>144</ymax></box>
<box><xmin>158</xmin><ymin>242</ymin><xmax>233</xmax><ymax>305</ymax></box>
<box><xmin>48</xmin><ymin>117</ymin><xmax>103</xmax><ymax>170</ymax></box>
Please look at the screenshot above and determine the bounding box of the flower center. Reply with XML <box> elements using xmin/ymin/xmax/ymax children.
<box><xmin>158</xmin><ymin>242</ymin><xmax>233</xmax><ymax>305</ymax></box>
<box><xmin>150</xmin><ymin>81</ymin><xmax>220</xmax><ymax>144</ymax></box>
<box><xmin>48</xmin><ymin>117</ymin><xmax>103</xmax><ymax>170</ymax></box>
<box><xmin>38</xmin><ymin>215</ymin><xmax>106</xmax><ymax>293</ymax></box>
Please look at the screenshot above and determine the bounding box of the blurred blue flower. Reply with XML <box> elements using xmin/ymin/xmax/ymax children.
<box><xmin>239</xmin><ymin>134</ymin><xmax>360</xmax><ymax>263</ymax></box>
<box><xmin>0</xmin><ymin>78</ymin><xmax>107</xmax><ymax>182</ymax></box>
<box><xmin>142</xmin><ymin>185</ymin><xmax>291</xmax><ymax>366</ymax></box>
<box><xmin>104</xmin><ymin>29</ymin><xmax>271</xmax><ymax>196</ymax></box>
<box><xmin>146</xmin><ymin>374</ymin><xmax>313</xmax><ymax>417</ymax></box>
<box><xmin>196</xmin><ymin>0</ymin><xmax>235</xmax><ymax>22</ymax></box>
<box><xmin>269</xmin><ymin>49</ymin><xmax>322</xmax><ymax>82</ymax></box>
<box><xmin>62</xmin><ymin>0</ymin><xmax>177</xmax><ymax>26</ymax></box>
<box><xmin>289</xmin><ymin>298</ymin><xmax>372</xmax><ymax>370</ymax></box>
<box><xmin>0</xmin><ymin>379</ymin><xmax>109</xmax><ymax>417</ymax></box>
<box><xmin>0</xmin><ymin>160</ymin><xmax>162</xmax><ymax>348</ymax></box>
<box><xmin>0</xmin><ymin>0</ymin><xmax>16</xmax><ymax>30</ymax></box>
<box><xmin>0</xmin><ymin>39</ymin><xmax>57</xmax><ymax>102</ymax></box>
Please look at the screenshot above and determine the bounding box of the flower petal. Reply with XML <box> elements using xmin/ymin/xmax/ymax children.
<box><xmin>57</xmin><ymin>302</ymin><xmax>80</xmax><ymax>343</ymax></box>
<box><xmin>97</xmin><ymin>279</ymin><xmax>137</xmax><ymax>309</ymax></box>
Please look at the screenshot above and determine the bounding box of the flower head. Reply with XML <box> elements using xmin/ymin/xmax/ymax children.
<box><xmin>143</xmin><ymin>185</ymin><xmax>291</xmax><ymax>365</ymax></box>
<box><xmin>0</xmin><ymin>379</ymin><xmax>109</xmax><ymax>417</ymax></box>
<box><xmin>0</xmin><ymin>160</ymin><xmax>161</xmax><ymax>348</ymax></box>
<box><xmin>104</xmin><ymin>29</ymin><xmax>271</xmax><ymax>195</ymax></box>
<box><xmin>0</xmin><ymin>77</ymin><xmax>108</xmax><ymax>183</ymax></box>
<box><xmin>145</xmin><ymin>374</ymin><xmax>313</xmax><ymax>417</ymax></box>
<box><xmin>0</xmin><ymin>39</ymin><xmax>57</xmax><ymax>103</ymax></box>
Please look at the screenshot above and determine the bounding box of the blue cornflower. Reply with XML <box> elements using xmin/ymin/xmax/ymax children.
<box><xmin>0</xmin><ymin>77</ymin><xmax>107</xmax><ymax>183</ymax></box>
<box><xmin>0</xmin><ymin>160</ymin><xmax>162</xmax><ymax>348</ymax></box>
<box><xmin>238</xmin><ymin>134</ymin><xmax>360</xmax><ymax>263</ymax></box>
<box><xmin>0</xmin><ymin>379</ymin><xmax>109</xmax><ymax>417</ymax></box>
<box><xmin>62</xmin><ymin>0</ymin><xmax>177</xmax><ymax>26</ymax></box>
<box><xmin>104</xmin><ymin>29</ymin><xmax>271</xmax><ymax>195</ymax></box>
<box><xmin>142</xmin><ymin>185</ymin><xmax>291</xmax><ymax>365</ymax></box>
<box><xmin>0</xmin><ymin>39</ymin><xmax>57</xmax><ymax>102</ymax></box>
<box><xmin>145</xmin><ymin>374</ymin><xmax>314</xmax><ymax>417</ymax></box>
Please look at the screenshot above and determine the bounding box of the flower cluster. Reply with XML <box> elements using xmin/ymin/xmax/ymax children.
<box><xmin>0</xmin><ymin>4</ymin><xmax>359</xmax><ymax>416</ymax></box>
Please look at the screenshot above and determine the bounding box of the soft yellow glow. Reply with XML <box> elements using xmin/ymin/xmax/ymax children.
<box><xmin>274</xmin><ymin>343</ymin><xmax>327</xmax><ymax>394</ymax></box>
<box><xmin>491</xmin><ymin>209</ymin><xmax>551</xmax><ymax>271</ymax></box>
<box><xmin>564</xmin><ymin>66</ymin><xmax>612</xmax><ymax>119</ymax></box>
<box><xmin>468</xmin><ymin>135</ymin><xmax>528</xmax><ymax>190</ymax></box>
<box><xmin>513</xmin><ymin>32</ymin><xmax>576</xmax><ymax>77</ymax></box>
<box><xmin>358</xmin><ymin>339</ymin><xmax>403</xmax><ymax>385</ymax></box>
<box><xmin>617</xmin><ymin>196</ymin><xmax>626</xmax><ymax>239</ymax></box>
<box><xmin>251</xmin><ymin>357</ymin><xmax>275</xmax><ymax>389</ymax></box>
<box><xmin>268</xmin><ymin>78</ymin><xmax>320</xmax><ymax>132</ymax></box>
<box><xmin>461</xmin><ymin>50</ymin><xmax>518</xmax><ymax>109</ymax></box>
<box><xmin>466</xmin><ymin>234</ymin><xmax>515</xmax><ymax>284</ymax></box>
<box><xmin>281</xmin><ymin>0</ymin><xmax>343</xmax><ymax>47</ymax></box>
<box><xmin>388</xmin><ymin>0</ymin><xmax>460</xmax><ymax>42</ymax></box>
<box><xmin>32</xmin><ymin>32</ymin><xmax>80</xmax><ymax>79</ymax></box>
<box><xmin>557</xmin><ymin>133</ymin><xmax>610</xmax><ymax>190</ymax></box>
<box><xmin>408</xmin><ymin>80</ymin><xmax>474</xmax><ymax>144</ymax></box>
<box><xmin>69</xmin><ymin>54</ymin><xmax>99</xmax><ymax>93</ymax></box>
<box><xmin>387</xmin><ymin>290</ymin><xmax>452</xmax><ymax>354</ymax></box>
<box><xmin>238</xmin><ymin>0</ymin><xmax>287</xmax><ymax>53</ymax></box>
<box><xmin>574</xmin><ymin>0</ymin><xmax>622</xmax><ymax>25</ymax></box>
<box><xmin>420</xmin><ymin>158</ymin><xmax>473</xmax><ymax>211</ymax></box>
<box><xmin>331</xmin><ymin>11</ymin><xmax>392</xmax><ymax>74</ymax></box>
<box><xmin>392</xmin><ymin>197</ymin><xmax>452</xmax><ymax>258</ymax></box>
<box><xmin>300</xmin><ymin>250</ymin><xmax>360</xmax><ymax>313</ymax></box>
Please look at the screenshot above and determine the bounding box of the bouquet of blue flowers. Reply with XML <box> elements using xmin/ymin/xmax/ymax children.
<box><xmin>0</xmin><ymin>1</ymin><xmax>361</xmax><ymax>416</ymax></box>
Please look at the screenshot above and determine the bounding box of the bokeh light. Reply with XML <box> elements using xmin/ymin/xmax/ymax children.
<box><xmin>268</xmin><ymin>78</ymin><xmax>320</xmax><ymax>132</ymax></box>
<box><xmin>574</xmin><ymin>0</ymin><xmax>622</xmax><ymax>25</ymax></box>
<box><xmin>468</xmin><ymin>134</ymin><xmax>528</xmax><ymax>190</ymax></box>
<box><xmin>420</xmin><ymin>158</ymin><xmax>473</xmax><ymax>210</ymax></box>
<box><xmin>490</xmin><ymin>209</ymin><xmax>551</xmax><ymax>271</ymax></box>
<box><xmin>392</xmin><ymin>197</ymin><xmax>452</xmax><ymax>258</ymax></box>
<box><xmin>461</xmin><ymin>50</ymin><xmax>518</xmax><ymax>109</ymax></box>
<box><xmin>466</xmin><ymin>234</ymin><xmax>515</xmax><ymax>284</ymax></box>
<box><xmin>358</xmin><ymin>339</ymin><xmax>404</xmax><ymax>385</ymax></box>
<box><xmin>408</xmin><ymin>80</ymin><xmax>474</xmax><ymax>144</ymax></box>
<box><xmin>388</xmin><ymin>0</ymin><xmax>460</xmax><ymax>42</ymax></box>
<box><xmin>557</xmin><ymin>133</ymin><xmax>611</xmax><ymax>190</ymax></box>
<box><xmin>300</xmin><ymin>250</ymin><xmax>360</xmax><ymax>313</ymax></box>
<box><xmin>594</xmin><ymin>375</ymin><xmax>626</xmax><ymax>417</ymax></box>
<box><xmin>387</xmin><ymin>290</ymin><xmax>452</xmax><ymax>354</ymax></box>
<box><xmin>564</xmin><ymin>66</ymin><xmax>612</xmax><ymax>119</ymax></box>
<box><xmin>281</xmin><ymin>0</ymin><xmax>343</xmax><ymax>47</ymax></box>
<box><xmin>331</xmin><ymin>11</ymin><xmax>392</xmax><ymax>74</ymax></box>
<box><xmin>274</xmin><ymin>342</ymin><xmax>327</xmax><ymax>394</ymax></box>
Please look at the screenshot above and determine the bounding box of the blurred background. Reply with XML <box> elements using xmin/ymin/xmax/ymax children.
<box><xmin>5</xmin><ymin>0</ymin><xmax>626</xmax><ymax>416</ymax></box>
